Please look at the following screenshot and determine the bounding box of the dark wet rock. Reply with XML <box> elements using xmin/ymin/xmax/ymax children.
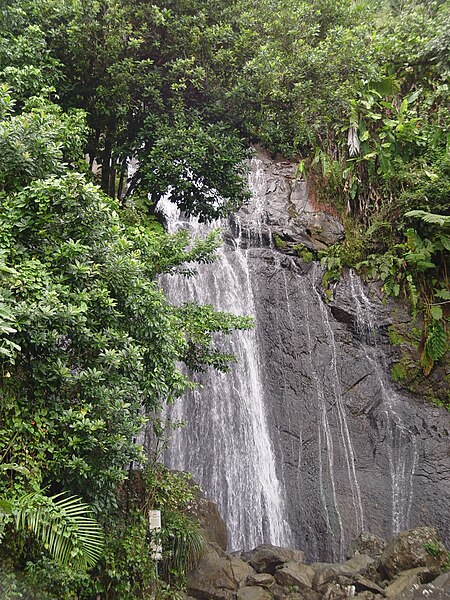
<box><xmin>243</xmin><ymin>544</ymin><xmax>305</xmax><ymax>574</ymax></box>
<box><xmin>379</xmin><ymin>528</ymin><xmax>448</xmax><ymax>579</ymax></box>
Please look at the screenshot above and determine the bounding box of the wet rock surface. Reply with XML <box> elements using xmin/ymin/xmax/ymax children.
<box><xmin>164</xmin><ymin>149</ymin><xmax>450</xmax><ymax>562</ymax></box>
<box><xmin>235</xmin><ymin>148</ymin><xmax>344</xmax><ymax>252</ymax></box>
<box><xmin>380</xmin><ymin>528</ymin><xmax>449</xmax><ymax>579</ymax></box>
<box><xmin>186</xmin><ymin>528</ymin><xmax>450</xmax><ymax>600</ymax></box>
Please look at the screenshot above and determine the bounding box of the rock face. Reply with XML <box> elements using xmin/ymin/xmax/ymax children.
<box><xmin>187</xmin><ymin>486</ymin><xmax>228</xmax><ymax>550</ymax></box>
<box><xmin>347</xmin><ymin>533</ymin><xmax>387</xmax><ymax>560</ymax></box>
<box><xmin>163</xmin><ymin>150</ymin><xmax>450</xmax><ymax>561</ymax></box>
<box><xmin>186</xmin><ymin>528</ymin><xmax>450</xmax><ymax>600</ymax></box>
<box><xmin>233</xmin><ymin>148</ymin><xmax>344</xmax><ymax>251</ymax></box>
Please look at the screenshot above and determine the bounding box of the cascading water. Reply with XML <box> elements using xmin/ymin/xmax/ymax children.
<box><xmin>160</xmin><ymin>165</ymin><xmax>291</xmax><ymax>551</ymax></box>
<box><xmin>155</xmin><ymin>151</ymin><xmax>449</xmax><ymax>560</ymax></box>
<box><xmin>348</xmin><ymin>270</ymin><xmax>418</xmax><ymax>533</ymax></box>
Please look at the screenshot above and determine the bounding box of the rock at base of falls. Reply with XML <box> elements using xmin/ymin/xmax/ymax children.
<box><xmin>379</xmin><ymin>527</ymin><xmax>449</xmax><ymax>579</ymax></box>
<box><xmin>186</xmin><ymin>526</ymin><xmax>450</xmax><ymax>600</ymax></box>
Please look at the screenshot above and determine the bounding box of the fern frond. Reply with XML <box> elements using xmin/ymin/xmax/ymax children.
<box><xmin>13</xmin><ymin>492</ymin><xmax>104</xmax><ymax>570</ymax></box>
<box><xmin>405</xmin><ymin>210</ymin><xmax>450</xmax><ymax>227</ymax></box>
<box><xmin>424</xmin><ymin>321</ymin><xmax>447</xmax><ymax>362</ymax></box>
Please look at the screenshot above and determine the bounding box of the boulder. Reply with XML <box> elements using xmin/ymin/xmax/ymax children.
<box><xmin>300</xmin><ymin>591</ymin><xmax>322</xmax><ymax>600</ymax></box>
<box><xmin>231</xmin><ymin>556</ymin><xmax>256</xmax><ymax>587</ymax></box>
<box><xmin>348</xmin><ymin>533</ymin><xmax>387</xmax><ymax>559</ymax></box>
<box><xmin>274</xmin><ymin>562</ymin><xmax>315</xmax><ymax>589</ymax></box>
<box><xmin>353</xmin><ymin>575</ymin><xmax>385</xmax><ymax>595</ymax></box>
<box><xmin>312</xmin><ymin>554</ymin><xmax>375</xmax><ymax>589</ymax></box>
<box><xmin>242</xmin><ymin>544</ymin><xmax>305</xmax><ymax>574</ymax></box>
<box><xmin>354</xmin><ymin>593</ymin><xmax>384</xmax><ymax>600</ymax></box>
<box><xmin>187</xmin><ymin>542</ymin><xmax>237</xmax><ymax>600</ymax></box>
<box><xmin>385</xmin><ymin>569</ymin><xmax>424</xmax><ymax>598</ymax></box>
<box><xmin>246</xmin><ymin>573</ymin><xmax>275</xmax><ymax>587</ymax></box>
<box><xmin>391</xmin><ymin>581</ymin><xmax>450</xmax><ymax>600</ymax></box>
<box><xmin>272</xmin><ymin>587</ymin><xmax>320</xmax><ymax>600</ymax></box>
<box><xmin>379</xmin><ymin>528</ymin><xmax>448</xmax><ymax>579</ymax></box>
<box><xmin>271</xmin><ymin>583</ymin><xmax>289</xmax><ymax>600</ymax></box>
<box><xmin>187</xmin><ymin>487</ymin><xmax>228</xmax><ymax>551</ymax></box>
<box><xmin>237</xmin><ymin>587</ymin><xmax>272</xmax><ymax>600</ymax></box>
<box><xmin>432</xmin><ymin>572</ymin><xmax>450</xmax><ymax>593</ymax></box>
<box><xmin>317</xmin><ymin>582</ymin><xmax>356</xmax><ymax>599</ymax></box>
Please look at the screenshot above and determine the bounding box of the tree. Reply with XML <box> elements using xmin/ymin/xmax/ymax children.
<box><xmin>0</xmin><ymin>86</ymin><xmax>251</xmax><ymax>596</ymax></box>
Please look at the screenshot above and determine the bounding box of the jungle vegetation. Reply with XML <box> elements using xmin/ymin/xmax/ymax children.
<box><xmin>0</xmin><ymin>0</ymin><xmax>448</xmax><ymax>597</ymax></box>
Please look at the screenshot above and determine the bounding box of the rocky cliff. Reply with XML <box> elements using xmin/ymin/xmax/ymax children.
<box><xmin>162</xmin><ymin>150</ymin><xmax>450</xmax><ymax>562</ymax></box>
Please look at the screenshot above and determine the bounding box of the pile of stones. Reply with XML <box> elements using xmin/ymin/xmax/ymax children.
<box><xmin>184</xmin><ymin>527</ymin><xmax>449</xmax><ymax>600</ymax></box>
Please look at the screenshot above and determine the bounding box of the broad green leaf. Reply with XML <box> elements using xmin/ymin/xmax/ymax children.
<box><xmin>430</xmin><ymin>305</ymin><xmax>443</xmax><ymax>321</ymax></box>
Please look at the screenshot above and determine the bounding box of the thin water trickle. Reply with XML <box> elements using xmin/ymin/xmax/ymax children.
<box><xmin>348</xmin><ymin>270</ymin><xmax>417</xmax><ymax>533</ymax></box>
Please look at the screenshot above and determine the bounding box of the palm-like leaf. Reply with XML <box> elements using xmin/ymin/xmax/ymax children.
<box><xmin>404</xmin><ymin>210</ymin><xmax>450</xmax><ymax>227</ymax></box>
<box><xmin>7</xmin><ymin>492</ymin><xmax>104</xmax><ymax>570</ymax></box>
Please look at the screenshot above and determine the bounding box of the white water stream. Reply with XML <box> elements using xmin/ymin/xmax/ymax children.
<box><xmin>160</xmin><ymin>164</ymin><xmax>291</xmax><ymax>550</ymax></box>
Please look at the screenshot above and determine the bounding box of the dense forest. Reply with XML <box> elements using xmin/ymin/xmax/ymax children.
<box><xmin>0</xmin><ymin>0</ymin><xmax>448</xmax><ymax>598</ymax></box>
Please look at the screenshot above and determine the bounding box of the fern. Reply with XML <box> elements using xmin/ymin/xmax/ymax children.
<box><xmin>406</xmin><ymin>274</ymin><xmax>418</xmax><ymax>309</ymax></box>
<box><xmin>425</xmin><ymin>321</ymin><xmax>447</xmax><ymax>362</ymax></box>
<box><xmin>405</xmin><ymin>210</ymin><xmax>450</xmax><ymax>227</ymax></box>
<box><xmin>1</xmin><ymin>492</ymin><xmax>104</xmax><ymax>570</ymax></box>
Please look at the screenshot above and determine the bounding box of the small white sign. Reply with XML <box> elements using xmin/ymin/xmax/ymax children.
<box><xmin>149</xmin><ymin>509</ymin><xmax>162</xmax><ymax>560</ymax></box>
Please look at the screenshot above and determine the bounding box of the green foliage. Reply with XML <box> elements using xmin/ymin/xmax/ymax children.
<box><xmin>138</xmin><ymin>115</ymin><xmax>249</xmax><ymax>220</ymax></box>
<box><xmin>424</xmin><ymin>541</ymin><xmax>443</xmax><ymax>558</ymax></box>
<box><xmin>177</xmin><ymin>303</ymin><xmax>253</xmax><ymax>372</ymax></box>
<box><xmin>0</xmin><ymin>492</ymin><xmax>104</xmax><ymax>570</ymax></box>
<box><xmin>390</xmin><ymin>359</ymin><xmax>410</xmax><ymax>382</ymax></box>
<box><xmin>0</xmin><ymin>74</ymin><xmax>251</xmax><ymax>596</ymax></box>
<box><xmin>144</xmin><ymin>465</ymin><xmax>197</xmax><ymax>513</ymax></box>
<box><xmin>161</xmin><ymin>511</ymin><xmax>205</xmax><ymax>585</ymax></box>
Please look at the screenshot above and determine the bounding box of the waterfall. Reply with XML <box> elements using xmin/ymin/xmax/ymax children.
<box><xmin>153</xmin><ymin>151</ymin><xmax>449</xmax><ymax>560</ymax></box>
<box><xmin>160</xmin><ymin>176</ymin><xmax>291</xmax><ymax>551</ymax></box>
<box><xmin>348</xmin><ymin>270</ymin><xmax>418</xmax><ymax>533</ymax></box>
